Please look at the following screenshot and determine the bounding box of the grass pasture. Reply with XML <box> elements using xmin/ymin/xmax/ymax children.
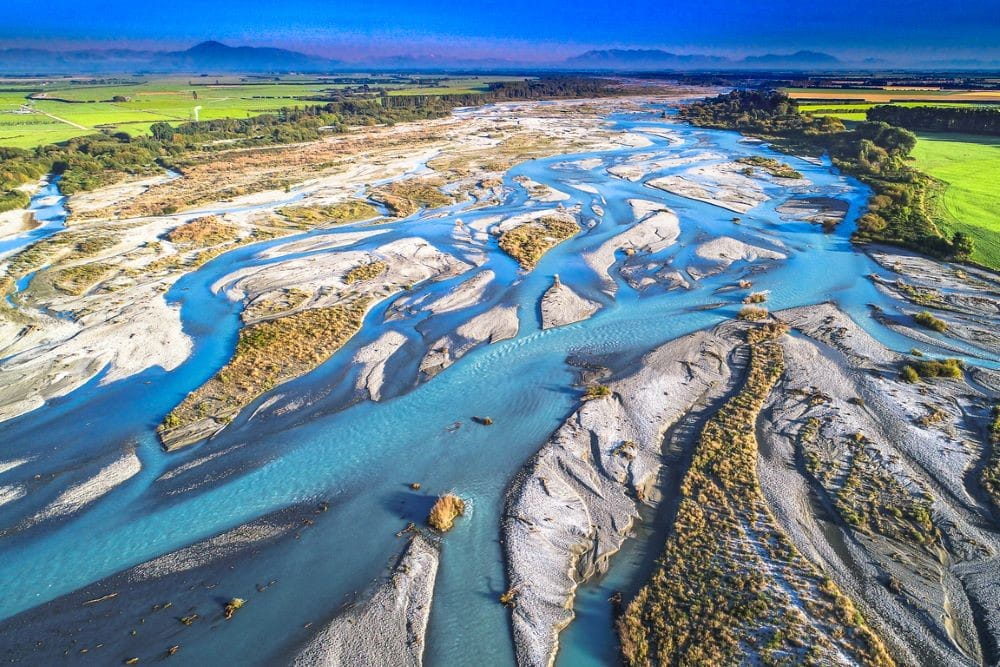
<box><xmin>0</xmin><ymin>74</ymin><xmax>527</xmax><ymax>149</ymax></box>
<box><xmin>910</xmin><ymin>132</ymin><xmax>1000</xmax><ymax>268</ymax></box>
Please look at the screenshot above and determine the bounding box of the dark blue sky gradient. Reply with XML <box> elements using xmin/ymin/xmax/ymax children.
<box><xmin>3</xmin><ymin>0</ymin><xmax>998</xmax><ymax>62</ymax></box>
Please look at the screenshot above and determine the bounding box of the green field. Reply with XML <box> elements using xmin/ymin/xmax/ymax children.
<box><xmin>911</xmin><ymin>132</ymin><xmax>1000</xmax><ymax>269</ymax></box>
<box><xmin>0</xmin><ymin>75</ymin><xmax>526</xmax><ymax>149</ymax></box>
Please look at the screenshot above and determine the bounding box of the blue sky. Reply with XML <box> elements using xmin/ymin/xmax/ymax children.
<box><xmin>3</xmin><ymin>0</ymin><xmax>998</xmax><ymax>62</ymax></box>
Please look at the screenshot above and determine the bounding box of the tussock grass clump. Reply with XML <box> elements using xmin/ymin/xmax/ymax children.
<box><xmin>737</xmin><ymin>305</ymin><xmax>769</xmax><ymax>321</ymax></box>
<box><xmin>742</xmin><ymin>291</ymin><xmax>768</xmax><ymax>304</ymax></box>
<box><xmin>583</xmin><ymin>385</ymin><xmax>611</xmax><ymax>400</ymax></box>
<box><xmin>498</xmin><ymin>216</ymin><xmax>580</xmax><ymax>269</ymax></box>
<box><xmin>166</xmin><ymin>216</ymin><xmax>239</xmax><ymax>246</ymax></box>
<box><xmin>895</xmin><ymin>281</ymin><xmax>941</xmax><ymax>307</ymax></box>
<box><xmin>370</xmin><ymin>178</ymin><xmax>453</xmax><ymax>218</ymax></box>
<box><xmin>344</xmin><ymin>260</ymin><xmax>387</xmax><ymax>284</ymax></box>
<box><xmin>900</xmin><ymin>358</ymin><xmax>962</xmax><ymax>382</ymax></box>
<box><xmin>913</xmin><ymin>310</ymin><xmax>947</xmax><ymax>332</ymax></box>
<box><xmin>428</xmin><ymin>493</ymin><xmax>465</xmax><ymax>532</ymax></box>
<box><xmin>736</xmin><ymin>156</ymin><xmax>803</xmax><ymax>179</ymax></box>
<box><xmin>277</xmin><ymin>200</ymin><xmax>378</xmax><ymax>226</ymax></box>
<box><xmin>160</xmin><ymin>301</ymin><xmax>369</xmax><ymax>437</ymax></box>
<box><xmin>618</xmin><ymin>324</ymin><xmax>892</xmax><ymax>666</ymax></box>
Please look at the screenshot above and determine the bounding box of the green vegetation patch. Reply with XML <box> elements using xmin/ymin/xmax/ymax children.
<box><xmin>735</xmin><ymin>156</ymin><xmax>803</xmax><ymax>179</ymax></box>
<box><xmin>900</xmin><ymin>358</ymin><xmax>963</xmax><ymax>383</ymax></box>
<box><xmin>0</xmin><ymin>188</ymin><xmax>29</xmax><ymax>214</ymax></box>
<box><xmin>680</xmin><ymin>91</ymin><xmax>975</xmax><ymax>264</ymax></box>
<box><xmin>160</xmin><ymin>301</ymin><xmax>369</xmax><ymax>435</ymax></box>
<box><xmin>498</xmin><ymin>215</ymin><xmax>580</xmax><ymax>269</ymax></box>
<box><xmin>833</xmin><ymin>436</ymin><xmax>939</xmax><ymax>547</ymax></box>
<box><xmin>913</xmin><ymin>310</ymin><xmax>947</xmax><ymax>332</ymax></box>
<box><xmin>618</xmin><ymin>323</ymin><xmax>892</xmax><ymax>666</ymax></box>
<box><xmin>277</xmin><ymin>200</ymin><xmax>379</xmax><ymax>227</ymax></box>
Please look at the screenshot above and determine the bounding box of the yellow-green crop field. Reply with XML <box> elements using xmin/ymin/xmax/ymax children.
<box><xmin>0</xmin><ymin>75</ymin><xmax>526</xmax><ymax>149</ymax></box>
<box><xmin>911</xmin><ymin>132</ymin><xmax>1000</xmax><ymax>269</ymax></box>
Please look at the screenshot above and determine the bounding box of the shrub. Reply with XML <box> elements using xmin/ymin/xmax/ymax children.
<box><xmin>902</xmin><ymin>358</ymin><xmax>962</xmax><ymax>382</ymax></box>
<box><xmin>0</xmin><ymin>189</ymin><xmax>29</xmax><ymax>214</ymax></box>
<box><xmin>583</xmin><ymin>385</ymin><xmax>611</xmax><ymax>400</ymax></box>
<box><xmin>913</xmin><ymin>311</ymin><xmax>947</xmax><ymax>332</ymax></box>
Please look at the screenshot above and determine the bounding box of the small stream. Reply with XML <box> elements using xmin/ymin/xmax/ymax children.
<box><xmin>0</xmin><ymin>107</ymin><xmax>996</xmax><ymax>665</ymax></box>
<box><xmin>0</xmin><ymin>176</ymin><xmax>68</xmax><ymax>260</ymax></box>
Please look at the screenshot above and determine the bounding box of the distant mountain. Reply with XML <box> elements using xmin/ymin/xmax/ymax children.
<box><xmin>741</xmin><ymin>50</ymin><xmax>841</xmax><ymax>67</ymax></box>
<box><xmin>164</xmin><ymin>41</ymin><xmax>336</xmax><ymax>72</ymax></box>
<box><xmin>564</xmin><ymin>48</ymin><xmax>845</xmax><ymax>71</ymax></box>
<box><xmin>0</xmin><ymin>41</ymin><xmax>339</xmax><ymax>74</ymax></box>
<box><xmin>565</xmin><ymin>49</ymin><xmax>728</xmax><ymax>70</ymax></box>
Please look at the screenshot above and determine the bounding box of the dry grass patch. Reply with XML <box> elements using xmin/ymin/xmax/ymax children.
<box><xmin>428</xmin><ymin>493</ymin><xmax>466</xmax><ymax>532</ymax></box>
<box><xmin>277</xmin><ymin>201</ymin><xmax>379</xmax><ymax>227</ymax></box>
<box><xmin>369</xmin><ymin>178</ymin><xmax>453</xmax><ymax>218</ymax></box>
<box><xmin>166</xmin><ymin>216</ymin><xmax>239</xmax><ymax>246</ymax></box>
<box><xmin>619</xmin><ymin>323</ymin><xmax>892</xmax><ymax>666</ymax></box>
<box><xmin>737</xmin><ymin>305</ymin><xmax>769</xmax><ymax>321</ymax></box>
<box><xmin>160</xmin><ymin>301</ymin><xmax>368</xmax><ymax>435</ymax></box>
<box><xmin>344</xmin><ymin>260</ymin><xmax>388</xmax><ymax>284</ymax></box>
<box><xmin>498</xmin><ymin>216</ymin><xmax>580</xmax><ymax>269</ymax></box>
<box><xmin>243</xmin><ymin>288</ymin><xmax>311</xmax><ymax>322</ymax></box>
<box><xmin>50</xmin><ymin>262</ymin><xmax>115</xmax><ymax>295</ymax></box>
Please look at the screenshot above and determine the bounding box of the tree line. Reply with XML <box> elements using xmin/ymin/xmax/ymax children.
<box><xmin>0</xmin><ymin>77</ymin><xmax>618</xmax><ymax>214</ymax></box>
<box><xmin>867</xmin><ymin>104</ymin><xmax>1000</xmax><ymax>136</ymax></box>
<box><xmin>679</xmin><ymin>90</ymin><xmax>973</xmax><ymax>261</ymax></box>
